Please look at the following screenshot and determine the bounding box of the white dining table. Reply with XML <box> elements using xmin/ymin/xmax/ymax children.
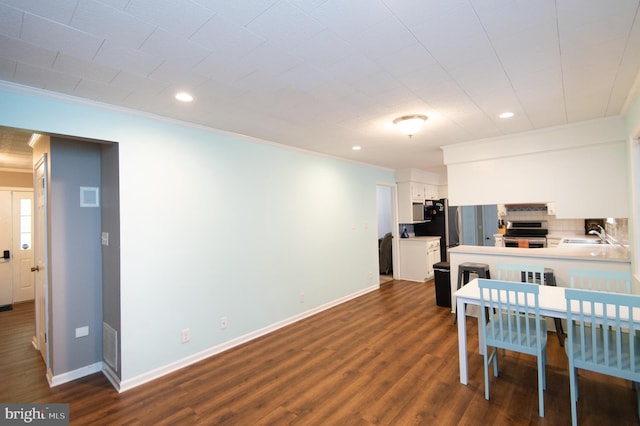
<box><xmin>454</xmin><ymin>278</ymin><xmax>567</xmax><ymax>385</ymax></box>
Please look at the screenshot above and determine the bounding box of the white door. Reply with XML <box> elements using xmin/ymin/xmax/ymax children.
<box><xmin>33</xmin><ymin>156</ymin><xmax>49</xmax><ymax>366</ymax></box>
<box><xmin>12</xmin><ymin>191</ymin><xmax>34</xmax><ymax>303</ymax></box>
<box><xmin>0</xmin><ymin>191</ymin><xmax>12</xmax><ymax>307</ymax></box>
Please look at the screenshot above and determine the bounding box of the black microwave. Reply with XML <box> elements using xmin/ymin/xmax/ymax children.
<box><xmin>424</xmin><ymin>199</ymin><xmax>444</xmax><ymax>219</ymax></box>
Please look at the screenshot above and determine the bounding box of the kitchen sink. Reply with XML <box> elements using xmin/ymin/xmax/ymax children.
<box><xmin>561</xmin><ymin>238</ymin><xmax>606</xmax><ymax>245</ymax></box>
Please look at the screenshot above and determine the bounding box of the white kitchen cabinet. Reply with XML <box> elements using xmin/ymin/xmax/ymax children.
<box><xmin>546</xmin><ymin>236</ymin><xmax>561</xmax><ymax>248</ymax></box>
<box><xmin>424</xmin><ymin>184</ymin><xmax>439</xmax><ymax>200</ymax></box>
<box><xmin>410</xmin><ymin>183</ymin><xmax>425</xmax><ymax>202</ymax></box>
<box><xmin>398</xmin><ymin>181</ymin><xmax>441</xmax><ymax>223</ymax></box>
<box><xmin>399</xmin><ymin>237</ymin><xmax>441</xmax><ymax>282</ymax></box>
<box><xmin>427</xmin><ymin>239</ymin><xmax>441</xmax><ymax>279</ymax></box>
<box><xmin>398</xmin><ymin>182</ymin><xmax>424</xmax><ymax>223</ymax></box>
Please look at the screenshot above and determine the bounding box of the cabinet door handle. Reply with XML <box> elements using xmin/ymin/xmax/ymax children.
<box><xmin>30</xmin><ymin>266</ymin><xmax>39</xmax><ymax>272</ymax></box>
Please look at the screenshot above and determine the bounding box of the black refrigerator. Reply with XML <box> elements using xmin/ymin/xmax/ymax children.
<box><xmin>414</xmin><ymin>198</ymin><xmax>460</xmax><ymax>262</ymax></box>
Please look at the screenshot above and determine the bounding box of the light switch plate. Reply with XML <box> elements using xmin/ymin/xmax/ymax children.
<box><xmin>75</xmin><ymin>326</ymin><xmax>89</xmax><ymax>338</ymax></box>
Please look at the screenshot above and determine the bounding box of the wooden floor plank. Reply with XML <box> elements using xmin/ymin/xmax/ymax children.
<box><xmin>2</xmin><ymin>281</ymin><xmax>640</xmax><ymax>425</ymax></box>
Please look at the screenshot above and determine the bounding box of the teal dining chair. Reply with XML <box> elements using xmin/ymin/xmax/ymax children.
<box><xmin>564</xmin><ymin>288</ymin><xmax>640</xmax><ymax>426</ymax></box>
<box><xmin>569</xmin><ymin>268</ymin><xmax>632</xmax><ymax>293</ymax></box>
<box><xmin>498</xmin><ymin>262</ymin><xmax>564</xmax><ymax>346</ymax></box>
<box><xmin>478</xmin><ymin>278</ymin><xmax>547</xmax><ymax>417</ymax></box>
<box><xmin>497</xmin><ymin>263</ymin><xmax>546</xmax><ymax>284</ymax></box>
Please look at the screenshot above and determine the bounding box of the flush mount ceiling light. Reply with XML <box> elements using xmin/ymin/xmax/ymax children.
<box><xmin>352</xmin><ymin>146</ymin><xmax>362</xmax><ymax>151</ymax></box>
<box><xmin>175</xmin><ymin>92</ymin><xmax>194</xmax><ymax>102</ymax></box>
<box><xmin>499</xmin><ymin>111</ymin><xmax>515</xmax><ymax>119</ymax></box>
<box><xmin>393</xmin><ymin>114</ymin><xmax>428</xmax><ymax>138</ymax></box>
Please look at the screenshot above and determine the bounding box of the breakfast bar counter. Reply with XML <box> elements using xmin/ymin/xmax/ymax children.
<box><xmin>449</xmin><ymin>244</ymin><xmax>634</xmax><ymax>303</ymax></box>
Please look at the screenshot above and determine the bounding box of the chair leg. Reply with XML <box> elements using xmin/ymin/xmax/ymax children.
<box><xmin>637</xmin><ymin>384</ymin><xmax>640</xmax><ymax>421</ymax></box>
<box><xmin>537</xmin><ymin>354</ymin><xmax>545</xmax><ymax>417</ymax></box>
<box><xmin>542</xmin><ymin>351</ymin><xmax>547</xmax><ymax>390</ymax></box>
<box><xmin>569</xmin><ymin>365</ymin><xmax>578</xmax><ymax>426</ymax></box>
<box><xmin>493</xmin><ymin>348</ymin><xmax>498</xmax><ymax>377</ymax></box>
<box><xmin>483</xmin><ymin>347</ymin><xmax>491</xmax><ymax>400</ymax></box>
<box><xmin>554</xmin><ymin>318</ymin><xmax>565</xmax><ymax>346</ymax></box>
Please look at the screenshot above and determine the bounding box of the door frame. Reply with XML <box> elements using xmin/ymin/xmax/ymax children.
<box><xmin>32</xmin><ymin>154</ymin><xmax>49</xmax><ymax>373</ymax></box>
<box><xmin>376</xmin><ymin>183</ymin><xmax>400</xmax><ymax>280</ymax></box>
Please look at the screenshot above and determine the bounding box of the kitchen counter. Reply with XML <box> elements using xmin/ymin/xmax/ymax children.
<box><xmin>449</xmin><ymin>244</ymin><xmax>635</xmax><ymax>309</ymax></box>
<box><xmin>450</xmin><ymin>243</ymin><xmax>630</xmax><ymax>263</ymax></box>
<box><xmin>398</xmin><ymin>236</ymin><xmax>441</xmax><ymax>282</ymax></box>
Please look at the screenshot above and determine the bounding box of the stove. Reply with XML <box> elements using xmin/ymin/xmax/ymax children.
<box><xmin>503</xmin><ymin>220</ymin><xmax>548</xmax><ymax>248</ymax></box>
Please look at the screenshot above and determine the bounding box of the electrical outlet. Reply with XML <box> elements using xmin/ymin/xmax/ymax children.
<box><xmin>299</xmin><ymin>292</ymin><xmax>305</xmax><ymax>303</ymax></box>
<box><xmin>181</xmin><ymin>328</ymin><xmax>190</xmax><ymax>343</ymax></box>
<box><xmin>220</xmin><ymin>316</ymin><xmax>228</xmax><ymax>329</ymax></box>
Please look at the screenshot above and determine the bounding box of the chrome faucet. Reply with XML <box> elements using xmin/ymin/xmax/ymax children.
<box><xmin>588</xmin><ymin>225</ymin><xmax>608</xmax><ymax>244</ymax></box>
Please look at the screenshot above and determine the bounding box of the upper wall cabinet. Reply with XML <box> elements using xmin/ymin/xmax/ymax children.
<box><xmin>403</xmin><ymin>181</ymin><xmax>439</xmax><ymax>203</ymax></box>
<box><xmin>410</xmin><ymin>182</ymin><xmax>424</xmax><ymax>202</ymax></box>
<box><xmin>396</xmin><ymin>169</ymin><xmax>443</xmax><ymax>223</ymax></box>
<box><xmin>442</xmin><ymin>117</ymin><xmax>630</xmax><ymax>219</ymax></box>
<box><xmin>398</xmin><ymin>181</ymin><xmax>440</xmax><ymax>223</ymax></box>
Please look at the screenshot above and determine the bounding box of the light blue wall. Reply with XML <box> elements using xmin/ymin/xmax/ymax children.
<box><xmin>0</xmin><ymin>85</ymin><xmax>395</xmax><ymax>382</ymax></box>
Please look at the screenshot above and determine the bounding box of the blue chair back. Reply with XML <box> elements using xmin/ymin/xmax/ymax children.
<box><xmin>569</xmin><ymin>269</ymin><xmax>632</xmax><ymax>293</ymax></box>
<box><xmin>497</xmin><ymin>263</ymin><xmax>546</xmax><ymax>285</ymax></box>
<box><xmin>479</xmin><ymin>278</ymin><xmax>548</xmax><ymax>417</ymax></box>
<box><xmin>565</xmin><ymin>288</ymin><xmax>640</xmax><ymax>379</ymax></box>
<box><xmin>478</xmin><ymin>278</ymin><xmax>543</xmax><ymax>354</ymax></box>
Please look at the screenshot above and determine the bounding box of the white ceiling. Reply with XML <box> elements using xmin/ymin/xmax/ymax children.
<box><xmin>1</xmin><ymin>0</ymin><xmax>640</xmax><ymax>172</ymax></box>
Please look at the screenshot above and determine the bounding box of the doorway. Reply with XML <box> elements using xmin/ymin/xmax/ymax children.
<box><xmin>376</xmin><ymin>184</ymin><xmax>398</xmax><ymax>284</ymax></box>
<box><xmin>0</xmin><ymin>126</ymin><xmax>121</xmax><ymax>388</ymax></box>
<box><xmin>0</xmin><ymin>190</ymin><xmax>34</xmax><ymax>310</ymax></box>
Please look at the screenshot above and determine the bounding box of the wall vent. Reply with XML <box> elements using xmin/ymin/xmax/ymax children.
<box><xmin>103</xmin><ymin>322</ymin><xmax>118</xmax><ymax>372</ymax></box>
<box><xmin>80</xmin><ymin>186</ymin><xmax>100</xmax><ymax>207</ymax></box>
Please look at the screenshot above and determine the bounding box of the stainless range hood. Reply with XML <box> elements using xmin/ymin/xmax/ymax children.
<box><xmin>505</xmin><ymin>203</ymin><xmax>548</xmax><ymax>212</ymax></box>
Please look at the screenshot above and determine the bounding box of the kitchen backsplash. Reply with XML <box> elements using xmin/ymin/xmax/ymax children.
<box><xmin>505</xmin><ymin>209</ymin><xmax>629</xmax><ymax>245</ymax></box>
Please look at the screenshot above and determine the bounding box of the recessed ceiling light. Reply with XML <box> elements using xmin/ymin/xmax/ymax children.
<box><xmin>175</xmin><ymin>92</ymin><xmax>194</xmax><ymax>102</ymax></box>
<box><xmin>499</xmin><ymin>111</ymin><xmax>515</xmax><ymax>119</ymax></box>
<box><xmin>352</xmin><ymin>146</ymin><xmax>362</xmax><ymax>151</ymax></box>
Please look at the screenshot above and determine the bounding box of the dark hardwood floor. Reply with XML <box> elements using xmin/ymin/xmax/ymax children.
<box><xmin>1</xmin><ymin>280</ymin><xmax>639</xmax><ymax>425</ymax></box>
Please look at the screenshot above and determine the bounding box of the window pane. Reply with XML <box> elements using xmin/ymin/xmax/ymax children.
<box><xmin>20</xmin><ymin>199</ymin><xmax>31</xmax><ymax>215</ymax></box>
<box><xmin>20</xmin><ymin>216</ymin><xmax>31</xmax><ymax>232</ymax></box>
<box><xmin>19</xmin><ymin>198</ymin><xmax>32</xmax><ymax>250</ymax></box>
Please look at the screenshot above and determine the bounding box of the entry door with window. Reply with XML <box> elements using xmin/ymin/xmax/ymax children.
<box><xmin>0</xmin><ymin>191</ymin><xmax>35</xmax><ymax>307</ymax></box>
<box><xmin>12</xmin><ymin>191</ymin><xmax>34</xmax><ymax>303</ymax></box>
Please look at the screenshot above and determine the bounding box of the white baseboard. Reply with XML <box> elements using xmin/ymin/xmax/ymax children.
<box><xmin>118</xmin><ymin>284</ymin><xmax>379</xmax><ymax>393</ymax></box>
<box><xmin>48</xmin><ymin>362</ymin><xmax>103</xmax><ymax>387</ymax></box>
<box><xmin>102</xmin><ymin>364</ymin><xmax>121</xmax><ymax>391</ymax></box>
